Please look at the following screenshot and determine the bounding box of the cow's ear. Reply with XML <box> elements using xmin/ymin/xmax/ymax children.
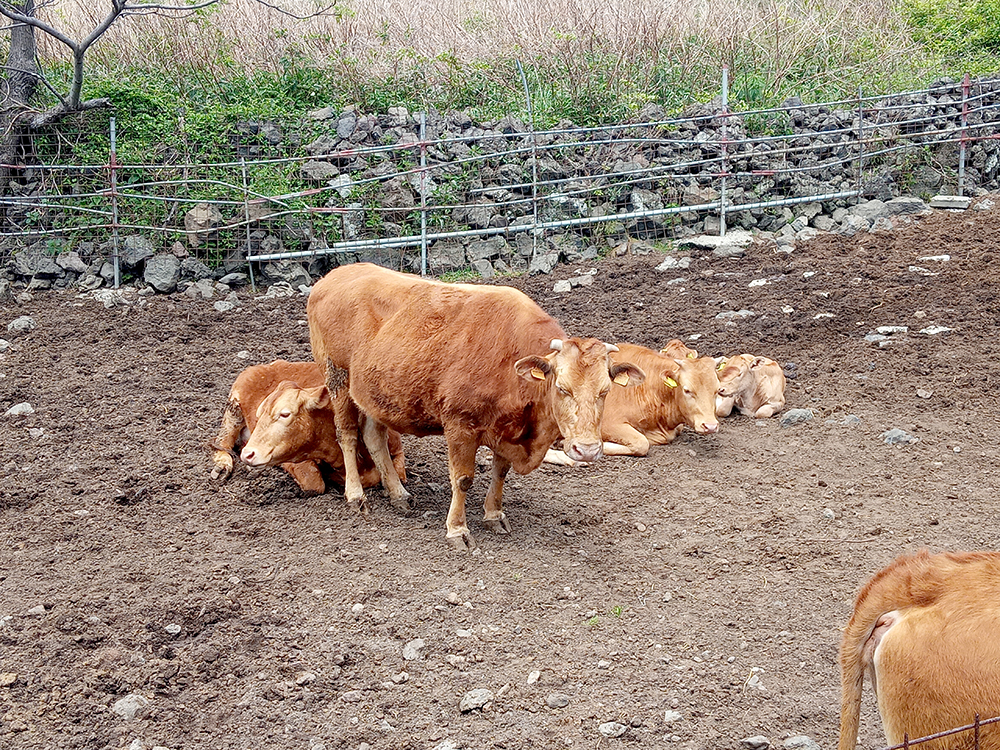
<box><xmin>515</xmin><ymin>355</ymin><xmax>551</xmax><ymax>382</ymax></box>
<box><xmin>714</xmin><ymin>357</ymin><xmax>727</xmax><ymax>371</ymax></box>
<box><xmin>717</xmin><ymin>364</ymin><xmax>739</xmax><ymax>382</ymax></box>
<box><xmin>304</xmin><ymin>385</ymin><xmax>331</xmax><ymax>410</ymax></box>
<box><xmin>610</xmin><ymin>362</ymin><xmax>645</xmax><ymax>387</ymax></box>
<box><xmin>751</xmin><ymin>357</ymin><xmax>767</xmax><ymax>369</ymax></box>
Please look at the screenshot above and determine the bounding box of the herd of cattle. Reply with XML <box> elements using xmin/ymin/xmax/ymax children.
<box><xmin>208</xmin><ymin>263</ymin><xmax>999</xmax><ymax>750</ymax></box>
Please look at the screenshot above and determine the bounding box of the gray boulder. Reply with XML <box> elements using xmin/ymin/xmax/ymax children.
<box><xmin>56</xmin><ymin>251</ymin><xmax>88</xmax><ymax>275</ymax></box>
<box><xmin>144</xmin><ymin>254</ymin><xmax>181</xmax><ymax>293</ymax></box>
<box><xmin>12</xmin><ymin>248</ymin><xmax>62</xmax><ymax>278</ymax></box>
<box><xmin>180</xmin><ymin>257</ymin><xmax>213</xmax><ymax>280</ymax></box>
<box><xmin>184</xmin><ymin>203</ymin><xmax>223</xmax><ymax>249</ymax></box>
<box><xmin>121</xmin><ymin>235</ymin><xmax>157</xmax><ymax>269</ymax></box>
<box><xmin>260</xmin><ymin>260</ymin><xmax>311</xmax><ymax>287</ymax></box>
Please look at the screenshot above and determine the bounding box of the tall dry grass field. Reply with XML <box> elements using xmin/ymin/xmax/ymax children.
<box><xmin>37</xmin><ymin>0</ymin><xmax>916</xmax><ymax>99</ymax></box>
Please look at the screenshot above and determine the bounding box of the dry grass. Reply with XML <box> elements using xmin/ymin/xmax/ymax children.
<box><xmin>37</xmin><ymin>0</ymin><xmax>914</xmax><ymax>85</ymax></box>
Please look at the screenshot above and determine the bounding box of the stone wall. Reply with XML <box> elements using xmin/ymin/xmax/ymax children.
<box><xmin>3</xmin><ymin>77</ymin><xmax>999</xmax><ymax>292</ymax></box>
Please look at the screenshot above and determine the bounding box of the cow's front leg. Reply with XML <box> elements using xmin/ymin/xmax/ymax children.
<box><xmin>361</xmin><ymin>417</ymin><xmax>411</xmax><ymax>511</ymax></box>
<box><xmin>210</xmin><ymin>398</ymin><xmax>245</xmax><ymax>481</ymax></box>
<box><xmin>601</xmin><ymin>422</ymin><xmax>652</xmax><ymax>456</ymax></box>
<box><xmin>483</xmin><ymin>451</ymin><xmax>512</xmax><ymax>534</ymax></box>
<box><xmin>282</xmin><ymin>460</ymin><xmax>325</xmax><ymax>496</ymax></box>
<box><xmin>331</xmin><ymin>381</ymin><xmax>367</xmax><ymax>514</ymax></box>
<box><xmin>444</xmin><ymin>427</ymin><xmax>479</xmax><ymax>551</ymax></box>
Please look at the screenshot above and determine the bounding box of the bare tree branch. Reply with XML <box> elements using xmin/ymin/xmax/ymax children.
<box><xmin>0</xmin><ymin>63</ymin><xmax>64</xmax><ymax>103</ymax></box>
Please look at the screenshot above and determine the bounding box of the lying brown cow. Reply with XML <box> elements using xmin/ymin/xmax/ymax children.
<box><xmin>307</xmin><ymin>263</ymin><xmax>644</xmax><ymax>550</ymax></box>
<box><xmin>715</xmin><ymin>354</ymin><xmax>786</xmax><ymax>418</ymax></box>
<box><xmin>839</xmin><ymin>550</ymin><xmax>1000</xmax><ymax>750</ymax></box>
<box><xmin>547</xmin><ymin>344</ymin><xmax>720</xmax><ymax>459</ymax></box>
<box><xmin>211</xmin><ymin>360</ymin><xmax>405</xmax><ymax>501</ymax></box>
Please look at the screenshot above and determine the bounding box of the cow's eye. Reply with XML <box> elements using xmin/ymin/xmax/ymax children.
<box><xmin>556</xmin><ymin>385</ymin><xmax>569</xmax><ymax>396</ymax></box>
<box><xmin>279</xmin><ymin>411</ymin><xmax>292</xmax><ymax>419</ymax></box>
<box><xmin>684</xmin><ymin>389</ymin><xmax>694</xmax><ymax>397</ymax></box>
<box><xmin>598</xmin><ymin>388</ymin><xmax>610</xmax><ymax>399</ymax></box>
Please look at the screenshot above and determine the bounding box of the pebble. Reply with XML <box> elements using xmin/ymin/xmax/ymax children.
<box><xmin>295</xmin><ymin>671</ymin><xmax>316</xmax><ymax>686</ymax></box>
<box><xmin>164</xmin><ymin>623</ymin><xmax>181</xmax><ymax>635</ymax></box>
<box><xmin>455</xmin><ymin>628</ymin><xmax>473</xmax><ymax>638</ymax></box>
<box><xmin>459</xmin><ymin>688</ymin><xmax>494</xmax><ymax>712</ymax></box>
<box><xmin>527</xmin><ymin>670</ymin><xmax>541</xmax><ymax>684</ymax></box>
<box><xmin>351</xmin><ymin>603</ymin><xmax>364</xmax><ymax>616</ymax></box>
<box><xmin>6</xmin><ymin>316</ymin><xmax>35</xmax><ymax>335</ymax></box>
<box><xmin>741</xmin><ymin>736</ymin><xmax>771</xmax><ymax>750</ymax></box>
<box><xmin>779</xmin><ymin>409</ymin><xmax>813</xmax><ymax>428</ymax></box>
<box><xmin>0</xmin><ymin>672</ymin><xmax>17</xmax><ymax>687</ymax></box>
<box><xmin>882</xmin><ymin>428</ymin><xmax>919</xmax><ymax>445</ymax></box>
<box><xmin>402</xmin><ymin>638</ymin><xmax>425</xmax><ymax>660</ymax></box>
<box><xmin>26</xmin><ymin>605</ymin><xmax>46</xmax><ymax>616</ymax></box>
<box><xmin>714</xmin><ymin>309</ymin><xmax>755</xmax><ymax>321</ymax></box>
<box><xmin>664</xmin><ymin>709</ymin><xmax>682</xmax><ymax>723</ymax></box>
<box><xmin>28</xmin><ymin>428</ymin><xmax>44</xmax><ymax>438</ymax></box>
<box><xmin>5</xmin><ymin>402</ymin><xmax>34</xmax><ymax>417</ymax></box>
<box><xmin>391</xmin><ymin>671</ymin><xmax>409</xmax><ymax>684</ymax></box>
<box><xmin>546</xmin><ymin>692</ymin><xmax>570</xmax><ymax>708</ymax></box>
<box><xmin>783</xmin><ymin>736</ymin><xmax>822</xmax><ymax>750</ymax></box>
<box><xmin>340</xmin><ymin>690</ymin><xmax>363</xmax><ymax>703</ymax></box>
<box><xmin>597</xmin><ymin>660</ymin><xmax>612</xmax><ymax>669</ymax></box>
<box><xmin>822</xmin><ymin>508</ymin><xmax>836</xmax><ymax>520</ymax></box>
<box><xmin>919</xmin><ymin>325</ymin><xmax>953</xmax><ymax>335</ymax></box>
<box><xmin>0</xmin><ymin>338</ymin><xmax>10</xmax><ymax>352</ymax></box>
<box><xmin>111</xmin><ymin>693</ymin><xmax>151</xmax><ymax>721</ymax></box>
<box><xmin>917</xmin><ymin>388</ymin><xmax>932</xmax><ymax>399</ymax></box>
<box><xmin>445</xmin><ymin>592</ymin><xmax>462</xmax><ymax>605</ymax></box>
<box><xmin>599</xmin><ymin>722</ymin><xmax>628</xmax><ymax>738</ymax></box>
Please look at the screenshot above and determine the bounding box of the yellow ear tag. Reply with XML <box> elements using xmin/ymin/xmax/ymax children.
<box><xmin>530</xmin><ymin>367</ymin><xmax>546</xmax><ymax>381</ymax></box>
<box><xmin>687</xmin><ymin>352</ymin><xmax>696</xmax><ymax>359</ymax></box>
<box><xmin>664</xmin><ymin>376</ymin><xmax>678</xmax><ymax>388</ymax></box>
<box><xmin>613</xmin><ymin>371</ymin><xmax>630</xmax><ymax>387</ymax></box>
<box><xmin>717</xmin><ymin>361</ymin><xmax>726</xmax><ymax>371</ymax></box>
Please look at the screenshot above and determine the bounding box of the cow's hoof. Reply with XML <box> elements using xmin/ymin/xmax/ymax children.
<box><xmin>345</xmin><ymin>493</ymin><xmax>368</xmax><ymax>516</ymax></box>
<box><xmin>210</xmin><ymin>464</ymin><xmax>232</xmax><ymax>482</ymax></box>
<box><xmin>447</xmin><ymin>528</ymin><xmax>477</xmax><ymax>551</ymax></box>
<box><xmin>388</xmin><ymin>489</ymin><xmax>412</xmax><ymax>512</ymax></box>
<box><xmin>483</xmin><ymin>514</ymin><xmax>512</xmax><ymax>534</ymax></box>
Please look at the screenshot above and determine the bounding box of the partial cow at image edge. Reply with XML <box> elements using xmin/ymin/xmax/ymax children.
<box><xmin>840</xmin><ymin>549</ymin><xmax>1000</xmax><ymax>750</ymax></box>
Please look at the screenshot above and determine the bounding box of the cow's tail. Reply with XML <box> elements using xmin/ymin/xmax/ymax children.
<box><xmin>838</xmin><ymin>549</ymin><xmax>952</xmax><ymax>750</ymax></box>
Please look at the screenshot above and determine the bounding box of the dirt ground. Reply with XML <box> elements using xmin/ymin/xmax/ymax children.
<box><xmin>2</xmin><ymin>201</ymin><xmax>999</xmax><ymax>750</ymax></box>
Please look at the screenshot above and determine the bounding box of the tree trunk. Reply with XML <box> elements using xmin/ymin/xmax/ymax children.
<box><xmin>1</xmin><ymin>0</ymin><xmax>39</xmax><ymax>188</ymax></box>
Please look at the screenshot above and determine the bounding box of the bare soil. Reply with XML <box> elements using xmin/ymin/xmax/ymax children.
<box><xmin>1</xmin><ymin>202</ymin><xmax>998</xmax><ymax>750</ymax></box>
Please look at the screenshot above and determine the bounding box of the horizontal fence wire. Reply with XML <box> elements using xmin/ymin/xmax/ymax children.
<box><xmin>2</xmin><ymin>74</ymin><xmax>999</xmax><ymax>279</ymax></box>
<box><xmin>878</xmin><ymin>713</ymin><xmax>1000</xmax><ymax>750</ymax></box>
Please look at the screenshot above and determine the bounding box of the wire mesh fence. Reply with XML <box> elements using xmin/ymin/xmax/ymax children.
<box><xmin>3</xmin><ymin>71</ymin><xmax>1000</xmax><ymax>289</ymax></box>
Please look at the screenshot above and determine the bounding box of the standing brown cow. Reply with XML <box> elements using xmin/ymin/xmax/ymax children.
<box><xmin>307</xmin><ymin>263</ymin><xmax>644</xmax><ymax>550</ymax></box>
<box><xmin>839</xmin><ymin>550</ymin><xmax>1000</xmax><ymax>750</ymax></box>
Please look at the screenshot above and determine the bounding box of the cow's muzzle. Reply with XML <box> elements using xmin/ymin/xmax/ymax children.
<box><xmin>565</xmin><ymin>440</ymin><xmax>603</xmax><ymax>463</ymax></box>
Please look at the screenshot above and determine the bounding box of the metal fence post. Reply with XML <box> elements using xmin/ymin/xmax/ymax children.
<box><xmin>959</xmin><ymin>72</ymin><xmax>971</xmax><ymax>196</ymax></box>
<box><xmin>720</xmin><ymin>64</ymin><xmax>729</xmax><ymax>237</ymax></box>
<box><xmin>241</xmin><ymin>157</ymin><xmax>256</xmax><ymax>293</ymax></box>
<box><xmin>109</xmin><ymin>116</ymin><xmax>120</xmax><ymax>289</ymax></box>
<box><xmin>419</xmin><ymin>112</ymin><xmax>428</xmax><ymax>276</ymax></box>
<box><xmin>517</xmin><ymin>60</ymin><xmax>539</xmax><ymax>260</ymax></box>
<box><xmin>856</xmin><ymin>86</ymin><xmax>864</xmax><ymax>203</ymax></box>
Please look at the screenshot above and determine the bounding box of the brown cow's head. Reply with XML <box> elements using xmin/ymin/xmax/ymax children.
<box><xmin>241</xmin><ymin>381</ymin><xmax>333</xmax><ymax>468</ymax></box>
<box><xmin>661</xmin><ymin>356</ymin><xmax>721</xmax><ymax>434</ymax></box>
<box><xmin>515</xmin><ymin>337</ymin><xmax>645</xmax><ymax>462</ymax></box>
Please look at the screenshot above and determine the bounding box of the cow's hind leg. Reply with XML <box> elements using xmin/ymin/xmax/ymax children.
<box><xmin>483</xmin><ymin>451</ymin><xmax>512</xmax><ymax>534</ymax></box>
<box><xmin>361</xmin><ymin>417</ymin><xmax>411</xmax><ymax>512</ymax></box>
<box><xmin>444</xmin><ymin>426</ymin><xmax>479</xmax><ymax>551</ymax></box>
<box><xmin>211</xmin><ymin>398</ymin><xmax>245</xmax><ymax>481</ymax></box>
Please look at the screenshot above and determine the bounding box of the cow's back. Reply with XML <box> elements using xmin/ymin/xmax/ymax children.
<box><xmin>307</xmin><ymin>263</ymin><xmax>427</xmax><ymax>371</ymax></box>
<box><xmin>349</xmin><ymin>280</ymin><xmax>565</xmax><ymax>435</ymax></box>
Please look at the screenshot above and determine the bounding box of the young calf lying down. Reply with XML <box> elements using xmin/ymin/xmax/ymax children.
<box><xmin>211</xmin><ymin>360</ymin><xmax>405</xmax><ymax>504</ymax></box>
<box><xmin>715</xmin><ymin>354</ymin><xmax>786</xmax><ymax>418</ymax></box>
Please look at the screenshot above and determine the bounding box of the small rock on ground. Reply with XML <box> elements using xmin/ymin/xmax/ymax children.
<box><xmin>459</xmin><ymin>688</ymin><xmax>494</xmax><ymax>713</ymax></box>
<box><xmin>598</xmin><ymin>722</ymin><xmax>628</xmax><ymax>738</ymax></box>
